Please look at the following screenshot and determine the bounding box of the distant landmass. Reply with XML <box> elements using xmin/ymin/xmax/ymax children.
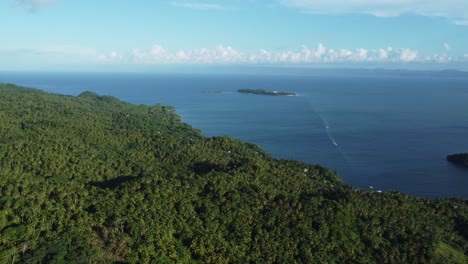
<box><xmin>238</xmin><ymin>89</ymin><xmax>295</xmax><ymax>96</ymax></box>
<box><xmin>447</xmin><ymin>153</ymin><xmax>468</xmax><ymax>167</ymax></box>
<box><xmin>174</xmin><ymin>66</ymin><xmax>468</xmax><ymax>78</ymax></box>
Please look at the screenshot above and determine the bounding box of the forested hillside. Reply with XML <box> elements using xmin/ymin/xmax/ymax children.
<box><xmin>1</xmin><ymin>83</ymin><xmax>468</xmax><ymax>263</ymax></box>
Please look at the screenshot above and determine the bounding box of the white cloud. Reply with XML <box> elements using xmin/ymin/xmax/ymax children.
<box><xmin>399</xmin><ymin>48</ymin><xmax>418</xmax><ymax>62</ymax></box>
<box><xmin>171</xmin><ymin>45</ymin><xmax>247</xmax><ymax>64</ymax></box>
<box><xmin>98</xmin><ymin>43</ymin><xmax>427</xmax><ymax>65</ymax></box>
<box><xmin>443</xmin><ymin>43</ymin><xmax>451</xmax><ymax>52</ymax></box>
<box><xmin>111</xmin><ymin>43</ymin><xmax>426</xmax><ymax>64</ymax></box>
<box><xmin>150</xmin><ymin>45</ymin><xmax>167</xmax><ymax>58</ymax></box>
<box><xmin>131</xmin><ymin>48</ymin><xmax>146</xmax><ymax>62</ymax></box>
<box><xmin>352</xmin><ymin>48</ymin><xmax>369</xmax><ymax>62</ymax></box>
<box><xmin>105</xmin><ymin>45</ymin><xmax>247</xmax><ymax>64</ymax></box>
<box><xmin>339</xmin><ymin>49</ymin><xmax>352</xmax><ymax>58</ymax></box>
<box><xmin>278</xmin><ymin>0</ymin><xmax>468</xmax><ymax>25</ymax></box>
<box><xmin>170</xmin><ymin>2</ymin><xmax>224</xmax><ymax>10</ymax></box>
<box><xmin>316</xmin><ymin>43</ymin><xmax>326</xmax><ymax>57</ymax></box>
<box><xmin>432</xmin><ymin>54</ymin><xmax>451</xmax><ymax>63</ymax></box>
<box><xmin>5</xmin><ymin>43</ymin><xmax>463</xmax><ymax>66</ymax></box>
<box><xmin>378</xmin><ymin>48</ymin><xmax>389</xmax><ymax>60</ymax></box>
<box><xmin>98</xmin><ymin>51</ymin><xmax>124</xmax><ymax>63</ymax></box>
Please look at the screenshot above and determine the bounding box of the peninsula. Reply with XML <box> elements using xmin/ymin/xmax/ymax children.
<box><xmin>447</xmin><ymin>153</ymin><xmax>468</xmax><ymax>167</ymax></box>
<box><xmin>0</xmin><ymin>83</ymin><xmax>467</xmax><ymax>263</ymax></box>
<box><xmin>238</xmin><ymin>88</ymin><xmax>295</xmax><ymax>96</ymax></box>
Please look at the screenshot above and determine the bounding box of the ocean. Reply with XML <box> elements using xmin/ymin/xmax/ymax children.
<box><xmin>1</xmin><ymin>70</ymin><xmax>468</xmax><ymax>198</ymax></box>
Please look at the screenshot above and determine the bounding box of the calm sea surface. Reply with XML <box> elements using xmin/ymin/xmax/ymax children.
<box><xmin>1</xmin><ymin>71</ymin><xmax>468</xmax><ymax>198</ymax></box>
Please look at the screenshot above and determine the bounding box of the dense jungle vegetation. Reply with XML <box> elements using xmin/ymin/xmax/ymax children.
<box><xmin>1</xmin><ymin>83</ymin><xmax>468</xmax><ymax>263</ymax></box>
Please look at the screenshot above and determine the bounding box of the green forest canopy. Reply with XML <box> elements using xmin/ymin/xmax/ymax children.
<box><xmin>1</xmin><ymin>83</ymin><xmax>468</xmax><ymax>263</ymax></box>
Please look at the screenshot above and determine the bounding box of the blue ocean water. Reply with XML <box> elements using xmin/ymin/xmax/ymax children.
<box><xmin>1</xmin><ymin>71</ymin><xmax>468</xmax><ymax>198</ymax></box>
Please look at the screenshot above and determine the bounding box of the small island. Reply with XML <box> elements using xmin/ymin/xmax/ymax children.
<box><xmin>447</xmin><ymin>153</ymin><xmax>468</xmax><ymax>167</ymax></box>
<box><xmin>238</xmin><ymin>89</ymin><xmax>295</xmax><ymax>96</ymax></box>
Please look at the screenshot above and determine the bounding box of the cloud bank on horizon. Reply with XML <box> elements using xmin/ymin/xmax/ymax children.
<box><xmin>97</xmin><ymin>43</ymin><xmax>461</xmax><ymax>65</ymax></box>
<box><xmin>3</xmin><ymin>42</ymin><xmax>463</xmax><ymax>68</ymax></box>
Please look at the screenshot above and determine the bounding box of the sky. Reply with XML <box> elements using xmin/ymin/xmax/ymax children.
<box><xmin>1</xmin><ymin>0</ymin><xmax>468</xmax><ymax>71</ymax></box>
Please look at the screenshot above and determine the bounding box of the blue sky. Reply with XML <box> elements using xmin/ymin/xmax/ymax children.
<box><xmin>1</xmin><ymin>0</ymin><xmax>468</xmax><ymax>71</ymax></box>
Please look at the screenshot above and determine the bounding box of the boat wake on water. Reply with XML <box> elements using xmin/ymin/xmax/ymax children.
<box><xmin>303</xmin><ymin>97</ymin><xmax>350</xmax><ymax>167</ymax></box>
<box><xmin>321</xmin><ymin>118</ymin><xmax>338</xmax><ymax>146</ymax></box>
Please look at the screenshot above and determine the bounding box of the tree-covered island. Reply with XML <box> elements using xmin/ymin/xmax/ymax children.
<box><xmin>238</xmin><ymin>89</ymin><xmax>296</xmax><ymax>96</ymax></box>
<box><xmin>1</xmin><ymin>83</ymin><xmax>468</xmax><ymax>263</ymax></box>
<box><xmin>447</xmin><ymin>153</ymin><xmax>468</xmax><ymax>167</ymax></box>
